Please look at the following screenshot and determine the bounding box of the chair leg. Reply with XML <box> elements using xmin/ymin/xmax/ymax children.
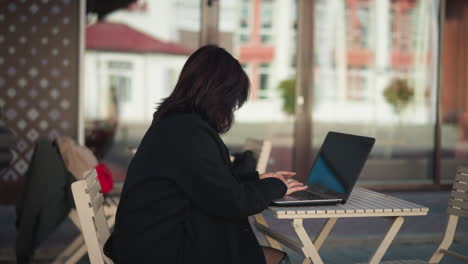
<box><xmin>52</xmin><ymin>211</ymin><xmax>83</xmax><ymax>263</ymax></box>
<box><xmin>69</xmin><ymin>210</ymin><xmax>81</xmax><ymax>229</ymax></box>
<box><xmin>52</xmin><ymin>236</ymin><xmax>85</xmax><ymax>264</ymax></box>
<box><xmin>428</xmin><ymin>215</ymin><xmax>459</xmax><ymax>264</ymax></box>
<box><xmin>64</xmin><ymin>244</ymin><xmax>88</xmax><ymax>264</ymax></box>
<box><xmin>54</xmin><ymin>205</ymin><xmax>117</xmax><ymax>264</ymax></box>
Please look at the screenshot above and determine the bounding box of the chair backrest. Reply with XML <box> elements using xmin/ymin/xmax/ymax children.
<box><xmin>243</xmin><ymin>138</ymin><xmax>272</xmax><ymax>174</ymax></box>
<box><xmin>428</xmin><ymin>166</ymin><xmax>468</xmax><ymax>263</ymax></box>
<box><xmin>447</xmin><ymin>167</ymin><xmax>468</xmax><ymax>218</ymax></box>
<box><xmin>71</xmin><ymin>169</ymin><xmax>113</xmax><ymax>264</ymax></box>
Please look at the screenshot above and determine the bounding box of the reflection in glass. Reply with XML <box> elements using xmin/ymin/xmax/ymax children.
<box><xmin>313</xmin><ymin>0</ymin><xmax>439</xmax><ymax>184</ymax></box>
<box><xmin>84</xmin><ymin>0</ymin><xmax>200</xmax><ymax>182</ymax></box>
<box><xmin>221</xmin><ymin>0</ymin><xmax>297</xmax><ymax>172</ymax></box>
<box><xmin>440</xmin><ymin>1</ymin><xmax>468</xmax><ymax>181</ymax></box>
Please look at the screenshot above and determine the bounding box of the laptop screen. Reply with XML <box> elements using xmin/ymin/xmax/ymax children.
<box><xmin>306</xmin><ymin>132</ymin><xmax>375</xmax><ymax>198</ymax></box>
<box><xmin>307</xmin><ymin>155</ymin><xmax>346</xmax><ymax>193</ymax></box>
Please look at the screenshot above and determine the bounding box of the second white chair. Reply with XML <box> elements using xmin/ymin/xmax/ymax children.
<box><xmin>71</xmin><ymin>169</ymin><xmax>114</xmax><ymax>264</ymax></box>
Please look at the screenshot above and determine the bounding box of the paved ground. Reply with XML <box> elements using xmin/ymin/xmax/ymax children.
<box><xmin>1</xmin><ymin>190</ymin><xmax>467</xmax><ymax>263</ymax></box>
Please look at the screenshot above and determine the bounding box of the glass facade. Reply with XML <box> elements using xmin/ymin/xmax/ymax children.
<box><xmin>440</xmin><ymin>0</ymin><xmax>468</xmax><ymax>182</ymax></box>
<box><xmin>313</xmin><ymin>0</ymin><xmax>439</xmax><ymax>185</ymax></box>
<box><xmin>84</xmin><ymin>0</ymin><xmax>200</xmax><ymax>182</ymax></box>
<box><xmin>221</xmin><ymin>0</ymin><xmax>297</xmax><ymax>172</ymax></box>
<box><xmin>81</xmin><ymin>0</ymin><xmax>455</xmax><ymax>188</ymax></box>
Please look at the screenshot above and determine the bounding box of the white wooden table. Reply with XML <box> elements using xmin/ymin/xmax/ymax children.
<box><xmin>253</xmin><ymin>187</ymin><xmax>429</xmax><ymax>264</ymax></box>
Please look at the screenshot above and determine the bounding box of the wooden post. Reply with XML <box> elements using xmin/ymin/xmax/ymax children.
<box><xmin>200</xmin><ymin>0</ymin><xmax>220</xmax><ymax>46</ymax></box>
<box><xmin>294</xmin><ymin>0</ymin><xmax>315</xmax><ymax>182</ymax></box>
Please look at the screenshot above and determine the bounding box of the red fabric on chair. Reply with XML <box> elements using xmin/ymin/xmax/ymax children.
<box><xmin>95</xmin><ymin>163</ymin><xmax>114</xmax><ymax>194</ymax></box>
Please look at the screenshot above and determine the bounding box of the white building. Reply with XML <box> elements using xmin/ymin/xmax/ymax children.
<box><xmin>84</xmin><ymin>0</ymin><xmax>438</xmax><ymax>126</ymax></box>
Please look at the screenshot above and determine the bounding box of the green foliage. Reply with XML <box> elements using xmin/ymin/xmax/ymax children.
<box><xmin>383</xmin><ymin>78</ymin><xmax>414</xmax><ymax>115</ymax></box>
<box><xmin>278</xmin><ymin>78</ymin><xmax>296</xmax><ymax>115</ymax></box>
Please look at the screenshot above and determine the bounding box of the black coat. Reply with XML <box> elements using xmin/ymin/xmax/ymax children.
<box><xmin>15</xmin><ymin>140</ymin><xmax>75</xmax><ymax>263</ymax></box>
<box><xmin>104</xmin><ymin>113</ymin><xmax>286</xmax><ymax>263</ymax></box>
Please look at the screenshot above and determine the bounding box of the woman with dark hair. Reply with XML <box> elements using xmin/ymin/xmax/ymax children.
<box><xmin>104</xmin><ymin>45</ymin><xmax>306</xmax><ymax>263</ymax></box>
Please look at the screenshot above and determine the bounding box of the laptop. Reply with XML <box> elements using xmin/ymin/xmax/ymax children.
<box><xmin>271</xmin><ymin>131</ymin><xmax>375</xmax><ymax>206</ymax></box>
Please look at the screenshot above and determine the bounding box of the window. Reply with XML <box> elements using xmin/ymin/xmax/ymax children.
<box><xmin>357</xmin><ymin>6</ymin><xmax>370</xmax><ymax>48</ymax></box>
<box><xmin>261</xmin><ymin>0</ymin><xmax>273</xmax><ymax>29</ymax></box>
<box><xmin>259</xmin><ymin>63</ymin><xmax>271</xmax><ymax>99</ymax></box>
<box><xmin>260</xmin><ymin>0</ymin><xmax>274</xmax><ymax>44</ymax></box>
<box><xmin>261</xmin><ymin>34</ymin><xmax>271</xmax><ymax>43</ymax></box>
<box><xmin>238</xmin><ymin>1</ymin><xmax>252</xmax><ymax>44</ymax></box>
<box><xmin>107</xmin><ymin>61</ymin><xmax>133</xmax><ymax>103</ymax></box>
<box><xmin>346</xmin><ymin>0</ymin><xmax>371</xmax><ymax>49</ymax></box>
<box><xmin>109</xmin><ymin>75</ymin><xmax>132</xmax><ymax>103</ymax></box>
<box><xmin>390</xmin><ymin>2</ymin><xmax>416</xmax><ymax>52</ymax></box>
<box><xmin>346</xmin><ymin>68</ymin><xmax>368</xmax><ymax>101</ymax></box>
<box><xmin>240</xmin><ymin>33</ymin><xmax>250</xmax><ymax>43</ymax></box>
<box><xmin>108</xmin><ymin>61</ymin><xmax>132</xmax><ymax>71</ymax></box>
<box><xmin>240</xmin><ymin>4</ymin><xmax>250</xmax><ymax>28</ymax></box>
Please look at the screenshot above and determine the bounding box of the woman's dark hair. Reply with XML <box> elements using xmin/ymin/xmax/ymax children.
<box><xmin>153</xmin><ymin>45</ymin><xmax>250</xmax><ymax>134</ymax></box>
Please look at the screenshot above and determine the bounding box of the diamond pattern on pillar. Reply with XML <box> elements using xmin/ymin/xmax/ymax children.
<box><xmin>0</xmin><ymin>0</ymin><xmax>79</xmax><ymax>187</ymax></box>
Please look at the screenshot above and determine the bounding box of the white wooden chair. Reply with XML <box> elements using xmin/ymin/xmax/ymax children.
<box><xmin>427</xmin><ymin>166</ymin><xmax>468</xmax><ymax>263</ymax></box>
<box><xmin>70</xmin><ymin>169</ymin><xmax>114</xmax><ymax>264</ymax></box>
<box><xmin>242</xmin><ymin>138</ymin><xmax>272</xmax><ymax>174</ymax></box>
<box><xmin>53</xmin><ymin>183</ymin><xmax>118</xmax><ymax>264</ymax></box>
<box><xmin>376</xmin><ymin>167</ymin><xmax>468</xmax><ymax>264</ymax></box>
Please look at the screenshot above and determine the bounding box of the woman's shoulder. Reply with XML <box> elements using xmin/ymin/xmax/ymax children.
<box><xmin>136</xmin><ymin>113</ymin><xmax>216</xmax><ymax>157</ymax></box>
<box><xmin>150</xmin><ymin>112</ymin><xmax>216</xmax><ymax>139</ymax></box>
<box><xmin>157</xmin><ymin>112</ymin><xmax>206</xmax><ymax>128</ymax></box>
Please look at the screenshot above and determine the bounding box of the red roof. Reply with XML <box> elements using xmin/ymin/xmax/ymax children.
<box><xmin>86</xmin><ymin>22</ymin><xmax>193</xmax><ymax>55</ymax></box>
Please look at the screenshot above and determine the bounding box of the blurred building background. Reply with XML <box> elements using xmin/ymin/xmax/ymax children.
<box><xmin>1</xmin><ymin>1</ymin><xmax>468</xmax><ymax>262</ymax></box>
<box><xmin>80</xmin><ymin>0</ymin><xmax>450</xmax><ymax>186</ymax></box>
<box><xmin>2</xmin><ymin>0</ymin><xmax>468</xmax><ymax>201</ymax></box>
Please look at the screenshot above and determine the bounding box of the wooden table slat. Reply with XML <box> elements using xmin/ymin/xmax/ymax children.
<box><xmin>269</xmin><ymin>188</ymin><xmax>428</xmax><ymax>218</ymax></box>
<box><xmin>338</xmin><ymin>196</ymin><xmax>365</xmax><ymax>214</ymax></box>
<box><xmin>352</xmin><ymin>188</ymin><xmax>409</xmax><ymax>212</ymax></box>
<box><xmin>345</xmin><ymin>193</ymin><xmax>379</xmax><ymax>213</ymax></box>
<box><xmin>353</xmin><ymin>188</ymin><xmax>413</xmax><ymax>209</ymax></box>
<box><xmin>355</xmin><ymin>188</ymin><xmax>426</xmax><ymax>212</ymax></box>
<box><xmin>351</xmin><ymin>193</ymin><xmax>392</xmax><ymax>213</ymax></box>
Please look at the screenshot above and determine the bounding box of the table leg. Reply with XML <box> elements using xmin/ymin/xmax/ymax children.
<box><xmin>368</xmin><ymin>216</ymin><xmax>404</xmax><ymax>264</ymax></box>
<box><xmin>292</xmin><ymin>219</ymin><xmax>324</xmax><ymax>264</ymax></box>
<box><xmin>314</xmin><ymin>218</ymin><xmax>338</xmax><ymax>250</ymax></box>
<box><xmin>253</xmin><ymin>214</ymin><xmax>283</xmax><ymax>250</ymax></box>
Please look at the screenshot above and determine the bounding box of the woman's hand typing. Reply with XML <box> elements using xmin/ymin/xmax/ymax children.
<box><xmin>260</xmin><ymin>171</ymin><xmax>307</xmax><ymax>196</ymax></box>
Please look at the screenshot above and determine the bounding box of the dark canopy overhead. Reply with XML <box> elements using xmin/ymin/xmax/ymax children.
<box><xmin>86</xmin><ymin>0</ymin><xmax>137</xmax><ymax>20</ymax></box>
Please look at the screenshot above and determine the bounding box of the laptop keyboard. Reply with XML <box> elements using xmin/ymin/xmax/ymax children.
<box><xmin>289</xmin><ymin>191</ymin><xmax>325</xmax><ymax>200</ymax></box>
